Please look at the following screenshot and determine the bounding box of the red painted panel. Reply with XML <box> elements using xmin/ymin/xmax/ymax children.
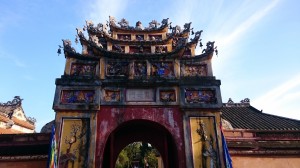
<box><xmin>95</xmin><ymin>106</ymin><xmax>185</xmax><ymax>168</ymax></box>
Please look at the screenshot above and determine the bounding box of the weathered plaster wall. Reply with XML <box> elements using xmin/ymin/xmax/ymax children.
<box><xmin>0</xmin><ymin>160</ymin><xmax>47</xmax><ymax>168</ymax></box>
<box><xmin>232</xmin><ymin>156</ymin><xmax>300</xmax><ymax>168</ymax></box>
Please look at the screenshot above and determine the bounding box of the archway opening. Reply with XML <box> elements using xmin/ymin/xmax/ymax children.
<box><xmin>102</xmin><ymin>119</ymin><xmax>178</xmax><ymax>168</ymax></box>
<box><xmin>115</xmin><ymin>141</ymin><xmax>163</xmax><ymax>168</ymax></box>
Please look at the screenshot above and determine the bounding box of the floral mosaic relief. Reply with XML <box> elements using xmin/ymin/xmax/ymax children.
<box><xmin>185</xmin><ymin>89</ymin><xmax>216</xmax><ymax>104</ymax></box>
<box><xmin>60</xmin><ymin>90</ymin><xmax>94</xmax><ymax>104</ymax></box>
<box><xmin>151</xmin><ymin>62</ymin><xmax>175</xmax><ymax>78</ymax></box>
<box><xmin>183</xmin><ymin>64</ymin><xmax>207</xmax><ymax>77</ymax></box>
<box><xmin>70</xmin><ymin>63</ymin><xmax>96</xmax><ymax>76</ymax></box>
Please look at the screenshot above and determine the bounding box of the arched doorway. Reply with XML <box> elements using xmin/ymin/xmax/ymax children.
<box><xmin>102</xmin><ymin>120</ymin><xmax>179</xmax><ymax>168</ymax></box>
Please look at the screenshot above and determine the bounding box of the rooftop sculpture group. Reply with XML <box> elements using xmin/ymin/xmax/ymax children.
<box><xmin>58</xmin><ymin>16</ymin><xmax>218</xmax><ymax>61</ymax></box>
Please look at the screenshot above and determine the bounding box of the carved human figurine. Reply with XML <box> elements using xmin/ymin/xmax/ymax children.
<box><xmin>135</xmin><ymin>21</ymin><xmax>144</xmax><ymax>30</ymax></box>
<box><xmin>118</xmin><ymin>18</ymin><xmax>129</xmax><ymax>28</ymax></box>
<box><xmin>149</xmin><ymin>20</ymin><xmax>160</xmax><ymax>29</ymax></box>
<box><xmin>172</xmin><ymin>25</ymin><xmax>182</xmax><ymax>34</ymax></box>
<box><xmin>161</xmin><ymin>18</ymin><xmax>169</xmax><ymax>26</ymax></box>
<box><xmin>85</xmin><ymin>20</ymin><xmax>94</xmax><ymax>29</ymax></box>
<box><xmin>109</xmin><ymin>16</ymin><xmax>116</xmax><ymax>26</ymax></box>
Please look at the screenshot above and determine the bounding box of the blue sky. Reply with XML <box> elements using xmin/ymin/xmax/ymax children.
<box><xmin>1</xmin><ymin>0</ymin><xmax>300</xmax><ymax>132</ymax></box>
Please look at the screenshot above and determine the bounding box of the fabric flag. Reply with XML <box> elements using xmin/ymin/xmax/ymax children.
<box><xmin>221</xmin><ymin>130</ymin><xmax>233</xmax><ymax>168</ymax></box>
<box><xmin>47</xmin><ymin>124</ymin><xmax>58</xmax><ymax>168</ymax></box>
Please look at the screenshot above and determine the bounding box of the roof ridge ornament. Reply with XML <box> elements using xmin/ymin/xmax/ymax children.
<box><xmin>109</xmin><ymin>16</ymin><xmax>117</xmax><ymax>26</ymax></box>
<box><xmin>227</xmin><ymin>98</ymin><xmax>234</xmax><ymax>104</ymax></box>
<box><xmin>202</xmin><ymin>41</ymin><xmax>215</xmax><ymax>54</ymax></box>
<box><xmin>240</xmin><ymin>98</ymin><xmax>250</xmax><ymax>103</ymax></box>
<box><xmin>161</xmin><ymin>18</ymin><xmax>169</xmax><ymax>26</ymax></box>
<box><xmin>0</xmin><ymin>96</ymin><xmax>23</xmax><ymax>107</ymax></box>
<box><xmin>149</xmin><ymin>20</ymin><xmax>160</xmax><ymax>29</ymax></box>
<box><xmin>135</xmin><ymin>21</ymin><xmax>144</xmax><ymax>30</ymax></box>
<box><xmin>223</xmin><ymin>98</ymin><xmax>250</xmax><ymax>107</ymax></box>
<box><xmin>118</xmin><ymin>18</ymin><xmax>130</xmax><ymax>28</ymax></box>
<box><xmin>183</xmin><ymin>22</ymin><xmax>192</xmax><ymax>32</ymax></box>
<box><xmin>61</xmin><ymin>39</ymin><xmax>76</xmax><ymax>53</ymax></box>
<box><xmin>0</xmin><ymin>96</ymin><xmax>24</xmax><ymax>128</ymax></box>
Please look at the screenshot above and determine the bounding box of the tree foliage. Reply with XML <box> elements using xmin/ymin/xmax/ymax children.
<box><xmin>115</xmin><ymin>142</ymin><xmax>159</xmax><ymax>168</ymax></box>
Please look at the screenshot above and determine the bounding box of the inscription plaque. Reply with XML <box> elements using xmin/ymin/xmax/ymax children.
<box><xmin>126</xmin><ymin>89</ymin><xmax>155</xmax><ymax>102</ymax></box>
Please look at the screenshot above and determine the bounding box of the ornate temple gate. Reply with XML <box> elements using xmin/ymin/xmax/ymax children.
<box><xmin>53</xmin><ymin>17</ymin><xmax>225</xmax><ymax>168</ymax></box>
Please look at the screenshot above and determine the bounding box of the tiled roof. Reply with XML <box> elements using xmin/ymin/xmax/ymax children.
<box><xmin>0</xmin><ymin>133</ymin><xmax>50</xmax><ymax>156</ymax></box>
<box><xmin>221</xmin><ymin>104</ymin><xmax>300</xmax><ymax>131</ymax></box>
<box><xmin>0</xmin><ymin>97</ymin><xmax>35</xmax><ymax>131</ymax></box>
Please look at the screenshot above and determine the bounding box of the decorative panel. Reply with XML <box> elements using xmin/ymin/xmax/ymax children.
<box><xmin>181</xmin><ymin>64</ymin><xmax>207</xmax><ymax>77</ymax></box>
<box><xmin>151</xmin><ymin>61</ymin><xmax>175</xmax><ymax>78</ymax></box>
<box><xmin>190</xmin><ymin>117</ymin><xmax>220</xmax><ymax>168</ymax></box>
<box><xmin>149</xmin><ymin>34</ymin><xmax>162</xmax><ymax>40</ymax></box>
<box><xmin>59</xmin><ymin>118</ymin><xmax>90</xmax><ymax>168</ymax></box>
<box><xmin>155</xmin><ymin>46</ymin><xmax>168</xmax><ymax>53</ymax></box>
<box><xmin>117</xmin><ymin>34</ymin><xmax>131</xmax><ymax>40</ymax></box>
<box><xmin>60</xmin><ymin>90</ymin><xmax>95</xmax><ymax>104</ymax></box>
<box><xmin>103</xmin><ymin>89</ymin><xmax>121</xmax><ymax>102</ymax></box>
<box><xmin>126</xmin><ymin>89</ymin><xmax>155</xmax><ymax>102</ymax></box>
<box><xmin>159</xmin><ymin>90</ymin><xmax>176</xmax><ymax>102</ymax></box>
<box><xmin>112</xmin><ymin>45</ymin><xmax>125</xmax><ymax>53</ymax></box>
<box><xmin>106</xmin><ymin>61</ymin><xmax>129</xmax><ymax>77</ymax></box>
<box><xmin>134</xmin><ymin>61</ymin><xmax>147</xmax><ymax>77</ymax></box>
<box><xmin>135</xmin><ymin>35</ymin><xmax>144</xmax><ymax>41</ymax></box>
<box><xmin>70</xmin><ymin>63</ymin><xmax>96</xmax><ymax>76</ymax></box>
<box><xmin>185</xmin><ymin>88</ymin><xmax>216</xmax><ymax>104</ymax></box>
<box><xmin>129</xmin><ymin>46</ymin><xmax>151</xmax><ymax>54</ymax></box>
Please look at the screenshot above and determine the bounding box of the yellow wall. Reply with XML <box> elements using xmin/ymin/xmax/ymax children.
<box><xmin>232</xmin><ymin>156</ymin><xmax>300</xmax><ymax>168</ymax></box>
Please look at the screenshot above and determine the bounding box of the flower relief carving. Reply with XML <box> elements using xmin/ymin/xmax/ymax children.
<box><xmin>159</xmin><ymin>90</ymin><xmax>176</xmax><ymax>102</ymax></box>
